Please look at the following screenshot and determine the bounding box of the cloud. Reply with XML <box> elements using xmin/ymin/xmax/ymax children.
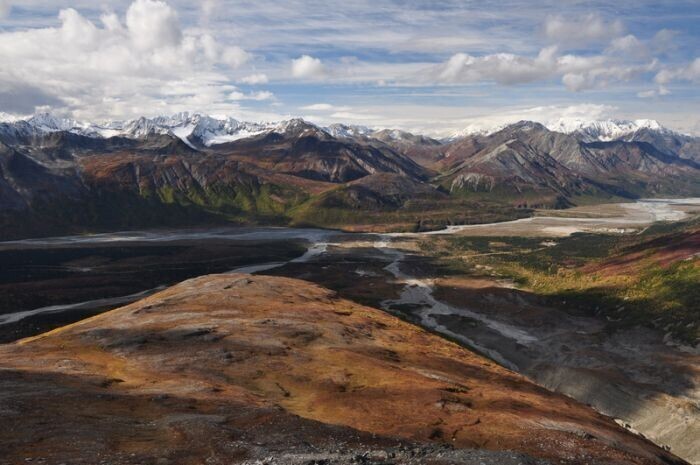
<box><xmin>560</xmin><ymin>59</ymin><xmax>654</xmax><ymax>91</ymax></box>
<box><xmin>0</xmin><ymin>0</ymin><xmax>694</xmax><ymax>134</ymax></box>
<box><xmin>301</xmin><ymin>103</ymin><xmax>334</xmax><ymax>111</ymax></box>
<box><xmin>200</xmin><ymin>0</ymin><xmax>218</xmax><ymax>27</ymax></box>
<box><xmin>543</xmin><ymin>13</ymin><xmax>624</xmax><ymax>45</ymax></box>
<box><xmin>229</xmin><ymin>90</ymin><xmax>274</xmax><ymax>101</ymax></box>
<box><xmin>0</xmin><ymin>1</ymin><xmax>10</xmax><ymax>19</ymax></box>
<box><xmin>126</xmin><ymin>0</ymin><xmax>183</xmax><ymax>51</ymax></box>
<box><xmin>536</xmin><ymin>103</ymin><xmax>617</xmax><ymax>121</ymax></box>
<box><xmin>329</xmin><ymin>111</ymin><xmax>381</xmax><ymax>121</ymax></box>
<box><xmin>606</xmin><ymin>34</ymin><xmax>647</xmax><ymax>57</ymax></box>
<box><xmin>291</xmin><ymin>55</ymin><xmax>325</xmax><ymax>79</ymax></box>
<box><xmin>221</xmin><ymin>46</ymin><xmax>249</xmax><ymax>68</ymax></box>
<box><xmin>432</xmin><ymin>46</ymin><xmax>652</xmax><ymax>91</ymax></box>
<box><xmin>436</xmin><ymin>46</ymin><xmax>558</xmax><ymax>85</ymax></box>
<box><xmin>452</xmin><ymin>103</ymin><xmax>620</xmax><ymax>135</ymax></box>
<box><xmin>300</xmin><ymin>103</ymin><xmax>353</xmax><ymax>113</ymax></box>
<box><xmin>655</xmin><ymin>58</ymin><xmax>700</xmax><ymax>85</ymax></box>
<box><xmin>0</xmin><ymin>82</ymin><xmax>63</xmax><ymax>114</ymax></box>
<box><xmin>238</xmin><ymin>73</ymin><xmax>269</xmax><ymax>85</ymax></box>
<box><xmin>651</xmin><ymin>29</ymin><xmax>679</xmax><ymax>54</ymax></box>
<box><xmin>0</xmin><ymin>1</ymin><xmax>258</xmax><ymax>119</ymax></box>
<box><xmin>637</xmin><ymin>86</ymin><xmax>670</xmax><ymax>98</ymax></box>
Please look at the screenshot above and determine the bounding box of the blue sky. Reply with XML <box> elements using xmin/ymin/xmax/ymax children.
<box><xmin>0</xmin><ymin>0</ymin><xmax>698</xmax><ymax>135</ymax></box>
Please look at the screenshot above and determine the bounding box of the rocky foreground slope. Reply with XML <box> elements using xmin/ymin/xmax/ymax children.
<box><xmin>0</xmin><ymin>274</ymin><xmax>687</xmax><ymax>465</ymax></box>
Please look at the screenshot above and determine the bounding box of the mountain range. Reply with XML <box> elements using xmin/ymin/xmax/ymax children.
<box><xmin>0</xmin><ymin>113</ymin><xmax>698</xmax><ymax>239</ymax></box>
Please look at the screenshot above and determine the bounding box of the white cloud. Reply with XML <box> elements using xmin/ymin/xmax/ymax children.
<box><xmin>655</xmin><ymin>58</ymin><xmax>700</xmax><ymax>85</ymax></box>
<box><xmin>651</xmin><ymin>29</ymin><xmax>678</xmax><ymax>54</ymax></box>
<box><xmin>437</xmin><ymin>46</ymin><xmax>558</xmax><ymax>85</ymax></box>
<box><xmin>432</xmin><ymin>46</ymin><xmax>652</xmax><ymax>91</ymax></box>
<box><xmin>238</xmin><ymin>73</ymin><xmax>269</xmax><ymax>85</ymax></box>
<box><xmin>229</xmin><ymin>90</ymin><xmax>274</xmax><ymax>101</ymax></box>
<box><xmin>0</xmin><ymin>1</ymin><xmax>10</xmax><ymax>19</ymax></box>
<box><xmin>301</xmin><ymin>103</ymin><xmax>352</xmax><ymax>112</ymax></box>
<box><xmin>0</xmin><ymin>1</ymin><xmax>692</xmax><ymax>133</ymax></box>
<box><xmin>0</xmin><ymin>1</ymin><xmax>259</xmax><ymax>119</ymax></box>
<box><xmin>252</xmin><ymin>91</ymin><xmax>274</xmax><ymax>100</ymax></box>
<box><xmin>449</xmin><ymin>103</ymin><xmax>620</xmax><ymax>136</ymax></box>
<box><xmin>301</xmin><ymin>103</ymin><xmax>334</xmax><ymax>111</ymax></box>
<box><xmin>221</xmin><ymin>46</ymin><xmax>249</xmax><ymax>68</ymax></box>
<box><xmin>200</xmin><ymin>0</ymin><xmax>218</xmax><ymax>26</ymax></box>
<box><xmin>556</xmin><ymin>51</ymin><xmax>657</xmax><ymax>91</ymax></box>
<box><xmin>126</xmin><ymin>0</ymin><xmax>183</xmax><ymax>51</ymax></box>
<box><xmin>606</xmin><ymin>34</ymin><xmax>647</xmax><ymax>57</ymax></box>
<box><xmin>291</xmin><ymin>55</ymin><xmax>325</xmax><ymax>79</ymax></box>
<box><xmin>637</xmin><ymin>86</ymin><xmax>670</xmax><ymax>98</ymax></box>
<box><xmin>559</xmin><ymin>60</ymin><xmax>652</xmax><ymax>91</ymax></box>
<box><xmin>329</xmin><ymin>111</ymin><xmax>382</xmax><ymax>120</ymax></box>
<box><xmin>543</xmin><ymin>13</ymin><xmax>624</xmax><ymax>45</ymax></box>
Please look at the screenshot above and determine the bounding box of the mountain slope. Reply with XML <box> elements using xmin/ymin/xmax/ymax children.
<box><xmin>214</xmin><ymin>119</ymin><xmax>428</xmax><ymax>183</ymax></box>
<box><xmin>0</xmin><ymin>114</ymin><xmax>698</xmax><ymax>239</ymax></box>
<box><xmin>429</xmin><ymin>122</ymin><xmax>700</xmax><ymax>205</ymax></box>
<box><xmin>0</xmin><ymin>273</ymin><xmax>686</xmax><ymax>465</ymax></box>
<box><xmin>547</xmin><ymin>119</ymin><xmax>673</xmax><ymax>142</ymax></box>
<box><xmin>0</xmin><ymin>117</ymin><xmax>434</xmax><ymax>239</ymax></box>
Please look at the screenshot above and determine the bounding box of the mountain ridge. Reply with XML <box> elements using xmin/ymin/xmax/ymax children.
<box><xmin>450</xmin><ymin>118</ymin><xmax>692</xmax><ymax>142</ymax></box>
<box><xmin>2</xmin><ymin>112</ymin><xmax>696</xmax><ymax>146</ymax></box>
<box><xmin>0</xmin><ymin>112</ymin><xmax>698</xmax><ymax>240</ymax></box>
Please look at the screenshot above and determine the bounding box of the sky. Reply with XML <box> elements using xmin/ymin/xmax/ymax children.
<box><xmin>0</xmin><ymin>0</ymin><xmax>698</xmax><ymax>136</ymax></box>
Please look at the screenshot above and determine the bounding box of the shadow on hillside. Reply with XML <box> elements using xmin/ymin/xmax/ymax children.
<box><xmin>424</xmin><ymin>278</ymin><xmax>698</xmax><ymax>438</ymax></box>
<box><xmin>265</xmin><ymin>245</ymin><xmax>698</xmax><ymax>439</ymax></box>
<box><xmin>0</xmin><ymin>367</ymin><xmax>408</xmax><ymax>464</ymax></box>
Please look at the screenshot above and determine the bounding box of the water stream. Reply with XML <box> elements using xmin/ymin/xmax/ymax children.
<box><xmin>1</xmin><ymin>198</ymin><xmax>696</xmax><ymax>327</ymax></box>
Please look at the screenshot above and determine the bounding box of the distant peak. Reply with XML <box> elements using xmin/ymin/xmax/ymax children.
<box><xmin>0</xmin><ymin>113</ymin><xmax>334</xmax><ymax>147</ymax></box>
<box><xmin>510</xmin><ymin>120</ymin><xmax>547</xmax><ymax>131</ymax></box>
<box><xmin>325</xmin><ymin>123</ymin><xmax>373</xmax><ymax>139</ymax></box>
<box><xmin>451</xmin><ymin>118</ymin><xmax>681</xmax><ymax>142</ymax></box>
<box><xmin>545</xmin><ymin>118</ymin><xmax>677</xmax><ymax>142</ymax></box>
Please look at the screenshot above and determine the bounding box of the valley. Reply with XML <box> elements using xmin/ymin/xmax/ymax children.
<box><xmin>1</xmin><ymin>197</ymin><xmax>698</xmax><ymax>464</ymax></box>
<box><xmin>2</xmin><ymin>1</ymin><xmax>699</xmax><ymax>464</ymax></box>
<box><xmin>1</xmin><ymin>113</ymin><xmax>699</xmax><ymax>465</ymax></box>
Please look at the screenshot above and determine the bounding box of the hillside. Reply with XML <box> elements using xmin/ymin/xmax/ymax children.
<box><xmin>0</xmin><ymin>114</ymin><xmax>699</xmax><ymax>239</ymax></box>
<box><xmin>0</xmin><ymin>274</ymin><xmax>686</xmax><ymax>465</ymax></box>
<box><xmin>433</xmin><ymin>122</ymin><xmax>700</xmax><ymax>202</ymax></box>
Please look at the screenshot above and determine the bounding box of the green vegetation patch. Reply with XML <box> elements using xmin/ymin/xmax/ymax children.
<box><xmin>424</xmin><ymin>217</ymin><xmax>700</xmax><ymax>345</ymax></box>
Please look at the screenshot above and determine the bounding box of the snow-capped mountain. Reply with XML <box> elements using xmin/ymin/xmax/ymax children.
<box><xmin>448</xmin><ymin>123</ymin><xmax>509</xmax><ymax>141</ymax></box>
<box><xmin>115</xmin><ymin>113</ymin><xmax>291</xmax><ymax>147</ymax></box>
<box><xmin>0</xmin><ymin>112</ymin><xmax>403</xmax><ymax>148</ymax></box>
<box><xmin>325</xmin><ymin>123</ymin><xmax>374</xmax><ymax>139</ymax></box>
<box><xmin>451</xmin><ymin>118</ymin><xmax>685</xmax><ymax>143</ymax></box>
<box><xmin>325</xmin><ymin>124</ymin><xmax>441</xmax><ymax>147</ymax></box>
<box><xmin>545</xmin><ymin>119</ymin><xmax>680</xmax><ymax>142</ymax></box>
<box><xmin>0</xmin><ymin>112</ymin><xmax>318</xmax><ymax>148</ymax></box>
<box><xmin>0</xmin><ymin>112</ymin><xmax>24</xmax><ymax>123</ymax></box>
<box><xmin>2</xmin><ymin>113</ymin><xmax>692</xmax><ymax>150</ymax></box>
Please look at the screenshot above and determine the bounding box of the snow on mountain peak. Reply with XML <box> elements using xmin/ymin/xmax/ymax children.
<box><xmin>0</xmin><ymin>112</ymin><xmax>327</xmax><ymax>147</ymax></box>
<box><xmin>325</xmin><ymin>123</ymin><xmax>373</xmax><ymax>139</ymax></box>
<box><xmin>545</xmin><ymin>118</ymin><xmax>669</xmax><ymax>141</ymax></box>
<box><xmin>26</xmin><ymin>113</ymin><xmax>85</xmax><ymax>132</ymax></box>
<box><xmin>1</xmin><ymin>112</ymin><xmax>688</xmax><ymax>147</ymax></box>
<box><xmin>449</xmin><ymin>123</ymin><xmax>508</xmax><ymax>140</ymax></box>
<box><xmin>451</xmin><ymin>118</ymin><xmax>679</xmax><ymax>142</ymax></box>
<box><xmin>0</xmin><ymin>112</ymin><xmax>24</xmax><ymax>123</ymax></box>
